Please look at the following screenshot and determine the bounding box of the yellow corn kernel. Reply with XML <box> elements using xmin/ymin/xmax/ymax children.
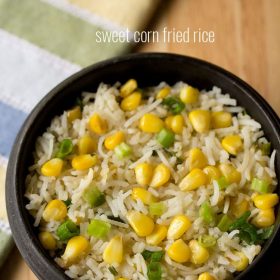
<box><xmin>38</xmin><ymin>232</ymin><xmax>56</xmax><ymax>250</ymax></box>
<box><xmin>146</xmin><ymin>224</ymin><xmax>168</xmax><ymax>245</ymax></box>
<box><xmin>103</xmin><ymin>235</ymin><xmax>123</xmax><ymax>264</ymax></box>
<box><xmin>189</xmin><ymin>110</ymin><xmax>211</xmax><ymax>133</ymax></box>
<box><xmin>179</xmin><ymin>168</ymin><xmax>208</xmax><ymax>191</ymax></box>
<box><xmin>219</xmin><ymin>163</ymin><xmax>241</xmax><ymax>184</ymax></box>
<box><xmin>67</xmin><ymin>106</ymin><xmax>82</xmax><ymax>122</ymax></box>
<box><xmin>150</xmin><ymin>164</ymin><xmax>171</xmax><ymax>188</ymax></box>
<box><xmin>134</xmin><ymin>163</ymin><xmax>154</xmax><ymax>186</ymax></box>
<box><xmin>89</xmin><ymin>113</ymin><xmax>108</xmax><ymax>135</ymax></box>
<box><xmin>78</xmin><ymin>135</ymin><xmax>96</xmax><ymax>155</ymax></box>
<box><xmin>126</xmin><ymin>210</ymin><xmax>154</xmax><ymax>237</ymax></box>
<box><xmin>41</xmin><ymin>158</ymin><xmax>63</xmax><ymax>177</ymax></box>
<box><xmin>252</xmin><ymin>193</ymin><xmax>279</xmax><ymax>210</ymax></box>
<box><xmin>170</xmin><ymin>115</ymin><xmax>184</xmax><ymax>134</ymax></box>
<box><xmin>189</xmin><ymin>148</ymin><xmax>208</xmax><ymax>170</ymax></box>
<box><xmin>189</xmin><ymin>240</ymin><xmax>209</xmax><ymax>265</ymax></box>
<box><xmin>121</xmin><ymin>92</ymin><xmax>142</xmax><ymax>111</ymax></box>
<box><xmin>62</xmin><ymin>236</ymin><xmax>90</xmax><ymax>266</ymax></box>
<box><xmin>120</xmin><ymin>79</ymin><xmax>137</xmax><ymax>98</ymax></box>
<box><xmin>131</xmin><ymin>188</ymin><xmax>156</xmax><ymax>205</ymax></box>
<box><xmin>71</xmin><ymin>154</ymin><xmax>98</xmax><ymax>170</ymax></box>
<box><xmin>230</xmin><ymin>251</ymin><xmax>249</xmax><ymax>272</ymax></box>
<box><xmin>118</xmin><ymin>278</ymin><xmax>128</xmax><ymax>280</ymax></box>
<box><xmin>156</xmin><ymin>87</ymin><xmax>170</xmax><ymax>99</ymax></box>
<box><xmin>198</xmin><ymin>272</ymin><xmax>216</xmax><ymax>280</ymax></box>
<box><xmin>252</xmin><ymin>208</ymin><xmax>275</xmax><ymax>228</ymax></box>
<box><xmin>104</xmin><ymin>131</ymin><xmax>125</xmax><ymax>150</ymax></box>
<box><xmin>180</xmin><ymin>86</ymin><xmax>199</xmax><ymax>104</ymax></box>
<box><xmin>165</xmin><ymin>116</ymin><xmax>174</xmax><ymax>130</ymax></box>
<box><xmin>167</xmin><ymin>239</ymin><xmax>191</xmax><ymax>263</ymax></box>
<box><xmin>211</xmin><ymin>111</ymin><xmax>232</xmax><ymax>129</ymax></box>
<box><xmin>231</xmin><ymin>198</ymin><xmax>249</xmax><ymax>218</ymax></box>
<box><xmin>42</xmin><ymin>199</ymin><xmax>67</xmax><ymax>222</ymax></box>
<box><xmin>203</xmin><ymin>166</ymin><xmax>222</xmax><ymax>183</ymax></box>
<box><xmin>221</xmin><ymin>135</ymin><xmax>243</xmax><ymax>155</ymax></box>
<box><xmin>139</xmin><ymin>113</ymin><xmax>164</xmax><ymax>133</ymax></box>
<box><xmin>167</xmin><ymin>215</ymin><xmax>191</xmax><ymax>240</ymax></box>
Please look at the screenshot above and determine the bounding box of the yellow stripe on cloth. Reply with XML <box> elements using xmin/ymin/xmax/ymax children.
<box><xmin>0</xmin><ymin>165</ymin><xmax>7</xmax><ymax>222</ymax></box>
<box><xmin>68</xmin><ymin>0</ymin><xmax>159</xmax><ymax>31</ymax></box>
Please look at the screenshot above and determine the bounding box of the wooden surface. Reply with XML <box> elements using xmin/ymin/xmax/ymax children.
<box><xmin>3</xmin><ymin>0</ymin><xmax>280</xmax><ymax>279</ymax></box>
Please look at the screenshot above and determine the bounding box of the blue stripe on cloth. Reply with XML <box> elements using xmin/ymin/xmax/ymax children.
<box><xmin>0</xmin><ymin>102</ymin><xmax>27</xmax><ymax>157</ymax></box>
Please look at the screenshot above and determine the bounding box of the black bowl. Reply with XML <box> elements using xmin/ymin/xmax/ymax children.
<box><xmin>6</xmin><ymin>53</ymin><xmax>280</xmax><ymax>280</ymax></box>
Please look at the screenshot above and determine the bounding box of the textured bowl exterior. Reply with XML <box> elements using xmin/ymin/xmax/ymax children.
<box><xmin>6</xmin><ymin>53</ymin><xmax>280</xmax><ymax>280</ymax></box>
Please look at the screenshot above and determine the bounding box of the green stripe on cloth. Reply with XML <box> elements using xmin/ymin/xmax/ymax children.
<box><xmin>0</xmin><ymin>0</ymin><xmax>129</xmax><ymax>66</ymax></box>
<box><xmin>0</xmin><ymin>231</ymin><xmax>13</xmax><ymax>267</ymax></box>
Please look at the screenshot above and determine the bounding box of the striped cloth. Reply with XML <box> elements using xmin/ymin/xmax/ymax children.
<box><xmin>0</xmin><ymin>0</ymin><xmax>158</xmax><ymax>266</ymax></box>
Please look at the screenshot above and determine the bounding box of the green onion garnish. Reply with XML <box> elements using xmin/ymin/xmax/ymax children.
<box><xmin>199</xmin><ymin>201</ymin><xmax>215</xmax><ymax>224</ymax></box>
<box><xmin>156</xmin><ymin>128</ymin><xmax>175</xmax><ymax>148</ymax></box>
<box><xmin>76</xmin><ymin>97</ymin><xmax>83</xmax><ymax>110</ymax></box>
<box><xmin>142</xmin><ymin>250</ymin><xmax>153</xmax><ymax>261</ymax></box>
<box><xmin>162</xmin><ymin>97</ymin><xmax>185</xmax><ymax>115</ymax></box>
<box><xmin>198</xmin><ymin>235</ymin><xmax>216</xmax><ymax>248</ymax></box>
<box><xmin>56</xmin><ymin>139</ymin><xmax>73</xmax><ymax>159</ymax></box>
<box><xmin>149</xmin><ymin>202</ymin><xmax>166</xmax><ymax>216</ymax></box>
<box><xmin>216</xmin><ymin>176</ymin><xmax>229</xmax><ymax>190</ymax></box>
<box><xmin>251</xmin><ymin>178</ymin><xmax>270</xmax><ymax>193</ymax></box>
<box><xmin>114</xmin><ymin>142</ymin><xmax>132</xmax><ymax>159</ymax></box>
<box><xmin>150</xmin><ymin>251</ymin><xmax>164</xmax><ymax>262</ymax></box>
<box><xmin>63</xmin><ymin>199</ymin><xmax>72</xmax><ymax>207</ymax></box>
<box><xmin>259</xmin><ymin>225</ymin><xmax>274</xmax><ymax>240</ymax></box>
<box><xmin>108</xmin><ymin>266</ymin><xmax>118</xmax><ymax>276</ymax></box>
<box><xmin>229</xmin><ymin>211</ymin><xmax>259</xmax><ymax>245</ymax></box>
<box><xmin>82</xmin><ymin>185</ymin><xmax>105</xmax><ymax>207</ymax></box>
<box><xmin>259</xmin><ymin>142</ymin><xmax>271</xmax><ymax>156</ymax></box>
<box><xmin>141</xmin><ymin>250</ymin><xmax>164</xmax><ymax>262</ymax></box>
<box><xmin>147</xmin><ymin>261</ymin><xmax>162</xmax><ymax>280</ymax></box>
<box><xmin>229</xmin><ymin>211</ymin><xmax>251</xmax><ymax>230</ymax></box>
<box><xmin>56</xmin><ymin>220</ymin><xmax>80</xmax><ymax>241</ymax></box>
<box><xmin>87</xmin><ymin>219</ymin><xmax>111</xmax><ymax>238</ymax></box>
<box><xmin>217</xmin><ymin>214</ymin><xmax>233</xmax><ymax>232</ymax></box>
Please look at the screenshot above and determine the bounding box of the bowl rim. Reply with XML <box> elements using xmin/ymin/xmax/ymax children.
<box><xmin>6</xmin><ymin>52</ymin><xmax>280</xmax><ymax>280</ymax></box>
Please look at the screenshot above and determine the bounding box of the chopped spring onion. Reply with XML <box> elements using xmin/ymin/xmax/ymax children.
<box><xmin>217</xmin><ymin>176</ymin><xmax>229</xmax><ymax>190</ymax></box>
<box><xmin>251</xmin><ymin>178</ymin><xmax>270</xmax><ymax>193</ymax></box>
<box><xmin>87</xmin><ymin>219</ymin><xmax>111</xmax><ymax>238</ymax></box>
<box><xmin>150</xmin><ymin>251</ymin><xmax>164</xmax><ymax>262</ymax></box>
<box><xmin>199</xmin><ymin>201</ymin><xmax>215</xmax><ymax>224</ymax></box>
<box><xmin>147</xmin><ymin>261</ymin><xmax>162</xmax><ymax>280</ymax></box>
<box><xmin>142</xmin><ymin>250</ymin><xmax>153</xmax><ymax>261</ymax></box>
<box><xmin>108</xmin><ymin>266</ymin><xmax>118</xmax><ymax>276</ymax></box>
<box><xmin>162</xmin><ymin>97</ymin><xmax>185</xmax><ymax>115</ymax></box>
<box><xmin>82</xmin><ymin>185</ymin><xmax>105</xmax><ymax>207</ymax></box>
<box><xmin>229</xmin><ymin>211</ymin><xmax>259</xmax><ymax>245</ymax></box>
<box><xmin>259</xmin><ymin>142</ymin><xmax>271</xmax><ymax>155</ymax></box>
<box><xmin>114</xmin><ymin>142</ymin><xmax>132</xmax><ymax>159</ymax></box>
<box><xmin>156</xmin><ymin>128</ymin><xmax>175</xmax><ymax>148</ymax></box>
<box><xmin>149</xmin><ymin>202</ymin><xmax>166</xmax><ymax>216</ymax></box>
<box><xmin>56</xmin><ymin>139</ymin><xmax>73</xmax><ymax>159</ymax></box>
<box><xmin>259</xmin><ymin>225</ymin><xmax>274</xmax><ymax>240</ymax></box>
<box><xmin>198</xmin><ymin>235</ymin><xmax>216</xmax><ymax>248</ymax></box>
<box><xmin>76</xmin><ymin>97</ymin><xmax>83</xmax><ymax>110</ymax></box>
<box><xmin>142</xmin><ymin>250</ymin><xmax>164</xmax><ymax>262</ymax></box>
<box><xmin>63</xmin><ymin>199</ymin><xmax>72</xmax><ymax>207</ymax></box>
<box><xmin>56</xmin><ymin>220</ymin><xmax>80</xmax><ymax>241</ymax></box>
<box><xmin>217</xmin><ymin>214</ymin><xmax>233</xmax><ymax>232</ymax></box>
<box><xmin>229</xmin><ymin>211</ymin><xmax>250</xmax><ymax>230</ymax></box>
